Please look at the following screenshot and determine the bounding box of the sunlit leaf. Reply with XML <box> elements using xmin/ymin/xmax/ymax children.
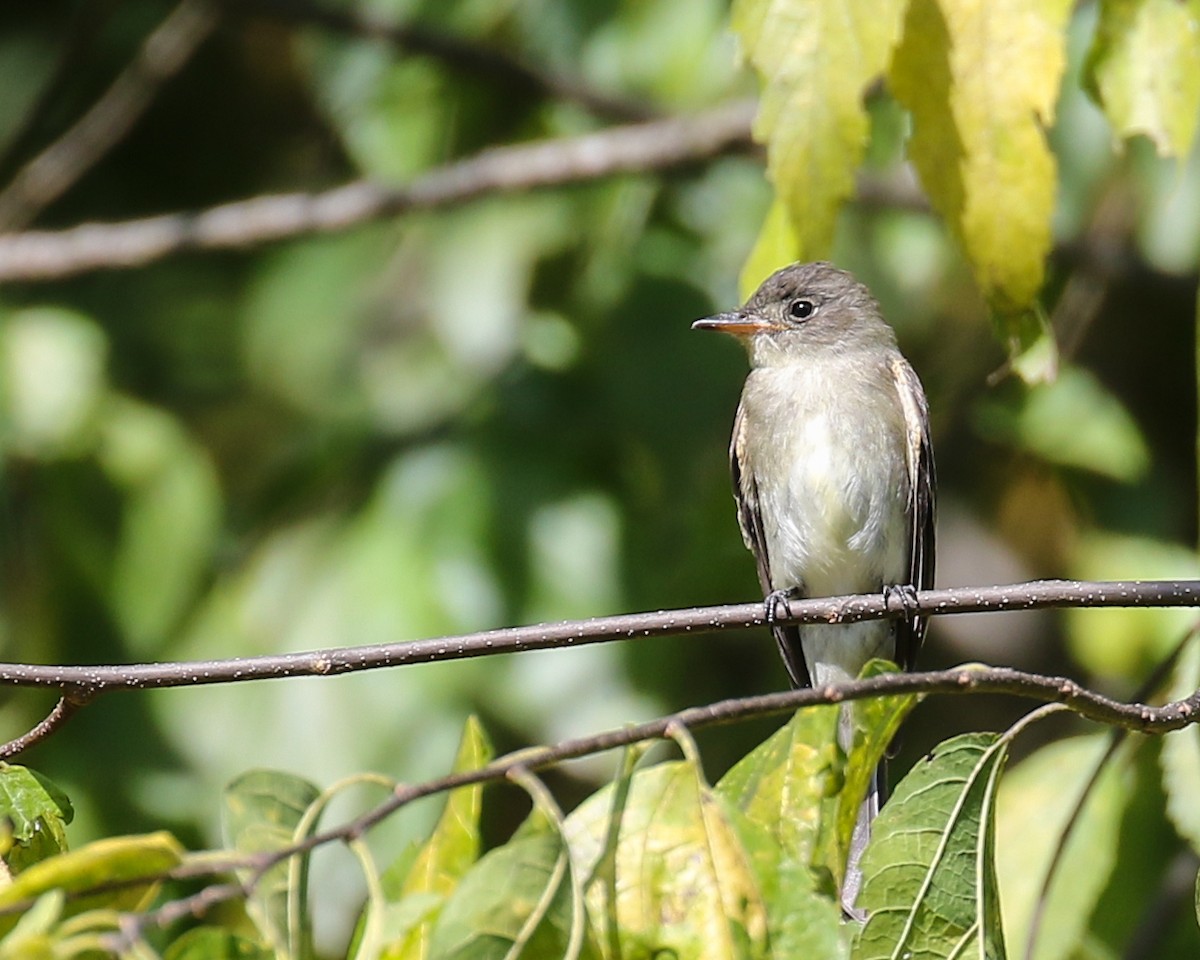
<box><xmin>852</xmin><ymin>733</ymin><xmax>1007</xmax><ymax>959</ymax></box>
<box><xmin>566</xmin><ymin>760</ymin><xmax>769</xmax><ymax>959</ymax></box>
<box><xmin>222</xmin><ymin>771</ymin><xmax>322</xmax><ymax>958</ymax></box>
<box><xmin>0</xmin><ymin>765</ymin><xmax>73</xmax><ymax>875</ymax></box>
<box><xmin>0</xmin><ymin>833</ymin><xmax>183</xmax><ymax>936</ymax></box>
<box><xmin>1085</xmin><ymin>0</ymin><xmax>1200</xmax><ymax>157</ymax></box>
<box><xmin>995</xmin><ymin>735</ymin><xmax>1130</xmax><ymax>960</ymax></box>
<box><xmin>890</xmin><ymin>0</ymin><xmax>1072</xmax><ymax>371</ymax></box>
<box><xmin>732</xmin><ymin>0</ymin><xmax>908</xmax><ymax>269</ymax></box>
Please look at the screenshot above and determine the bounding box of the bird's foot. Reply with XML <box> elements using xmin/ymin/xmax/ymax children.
<box><xmin>882</xmin><ymin>583</ymin><xmax>920</xmax><ymax>619</ymax></box>
<box><xmin>764</xmin><ymin>587</ymin><xmax>802</xmax><ymax>625</ymax></box>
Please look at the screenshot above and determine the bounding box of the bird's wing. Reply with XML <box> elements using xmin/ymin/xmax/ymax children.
<box><xmin>891</xmin><ymin>357</ymin><xmax>937</xmax><ymax>671</ymax></box>
<box><xmin>731</xmin><ymin>401</ymin><xmax>810</xmax><ymax>687</ymax></box>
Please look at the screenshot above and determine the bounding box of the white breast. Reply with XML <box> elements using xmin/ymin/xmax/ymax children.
<box><xmin>741</xmin><ymin>357</ymin><xmax>910</xmax><ymax>600</ymax></box>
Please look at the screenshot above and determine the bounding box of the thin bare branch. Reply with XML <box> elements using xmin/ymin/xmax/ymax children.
<box><xmin>0</xmin><ymin>0</ymin><xmax>220</xmax><ymax>232</ymax></box>
<box><xmin>0</xmin><ymin>689</ymin><xmax>93</xmax><ymax>757</ymax></box>
<box><xmin>0</xmin><ymin>579</ymin><xmax>1193</xmax><ymax>694</ymax></box>
<box><xmin>234</xmin><ymin>0</ymin><xmax>656</xmax><ymax>122</ymax></box>
<box><xmin>0</xmin><ymin>99</ymin><xmax>757</xmax><ymax>282</ymax></box>
<box><xmin>0</xmin><ymin>0</ymin><xmax>120</xmax><ymax>178</ymax></box>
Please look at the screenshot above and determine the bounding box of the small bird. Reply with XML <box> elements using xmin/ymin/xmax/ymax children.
<box><xmin>693</xmin><ymin>261</ymin><xmax>935</xmax><ymax>912</ymax></box>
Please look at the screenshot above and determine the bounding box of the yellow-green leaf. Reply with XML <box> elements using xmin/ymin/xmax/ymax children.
<box><xmin>732</xmin><ymin>0</ymin><xmax>909</xmax><ymax>273</ymax></box>
<box><xmin>890</xmin><ymin>0</ymin><xmax>1072</xmax><ymax>330</ymax></box>
<box><xmin>377</xmin><ymin>717</ymin><xmax>493</xmax><ymax>960</ymax></box>
<box><xmin>1086</xmin><ymin>0</ymin><xmax>1200</xmax><ymax>157</ymax></box>
<box><xmin>0</xmin><ymin>833</ymin><xmax>183</xmax><ymax>936</ymax></box>
<box><xmin>565</xmin><ymin>760</ymin><xmax>769</xmax><ymax>959</ymax></box>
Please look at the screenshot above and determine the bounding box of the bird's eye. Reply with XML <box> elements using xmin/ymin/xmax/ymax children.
<box><xmin>788</xmin><ymin>299</ymin><xmax>816</xmax><ymax>320</ymax></box>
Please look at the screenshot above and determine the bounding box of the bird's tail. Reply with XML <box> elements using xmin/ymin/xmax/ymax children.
<box><xmin>837</xmin><ymin>702</ymin><xmax>884</xmax><ymax>920</ymax></box>
<box><xmin>841</xmin><ymin>762</ymin><xmax>881</xmax><ymax>919</ymax></box>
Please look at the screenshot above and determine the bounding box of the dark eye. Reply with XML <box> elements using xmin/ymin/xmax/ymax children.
<box><xmin>788</xmin><ymin>299</ymin><xmax>816</xmax><ymax>320</ymax></box>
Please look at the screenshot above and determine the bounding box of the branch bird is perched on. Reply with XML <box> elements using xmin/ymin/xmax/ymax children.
<box><xmin>693</xmin><ymin>261</ymin><xmax>936</xmax><ymax>914</ymax></box>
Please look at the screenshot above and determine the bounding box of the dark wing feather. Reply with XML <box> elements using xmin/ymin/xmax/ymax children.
<box><xmin>890</xmin><ymin>358</ymin><xmax>936</xmax><ymax>672</ymax></box>
<box><xmin>731</xmin><ymin>402</ymin><xmax>810</xmax><ymax>687</ymax></box>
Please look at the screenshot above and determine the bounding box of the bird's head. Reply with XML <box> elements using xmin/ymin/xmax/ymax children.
<box><xmin>692</xmin><ymin>261</ymin><xmax>894</xmax><ymax>366</ymax></box>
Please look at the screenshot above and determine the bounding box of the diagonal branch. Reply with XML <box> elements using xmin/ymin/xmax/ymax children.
<box><xmin>0</xmin><ymin>0</ymin><xmax>220</xmax><ymax>232</ymax></box>
<box><xmin>0</xmin><ymin>98</ymin><xmax>757</xmax><ymax>282</ymax></box>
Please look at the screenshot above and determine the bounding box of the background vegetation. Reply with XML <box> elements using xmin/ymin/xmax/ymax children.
<box><xmin>1</xmin><ymin>0</ymin><xmax>1199</xmax><ymax>957</ymax></box>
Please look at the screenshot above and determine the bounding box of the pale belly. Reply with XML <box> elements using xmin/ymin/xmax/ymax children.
<box><xmin>740</xmin><ymin>363</ymin><xmax>912</xmax><ymax>682</ymax></box>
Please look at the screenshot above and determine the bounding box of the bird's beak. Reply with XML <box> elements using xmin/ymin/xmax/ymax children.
<box><xmin>691</xmin><ymin>311</ymin><xmax>773</xmax><ymax>335</ymax></box>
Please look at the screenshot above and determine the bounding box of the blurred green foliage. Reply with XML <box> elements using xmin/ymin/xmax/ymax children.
<box><xmin>0</xmin><ymin>0</ymin><xmax>1199</xmax><ymax>955</ymax></box>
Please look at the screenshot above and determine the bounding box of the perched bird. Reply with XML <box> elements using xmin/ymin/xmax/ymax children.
<box><xmin>693</xmin><ymin>261</ymin><xmax>935</xmax><ymax>911</ymax></box>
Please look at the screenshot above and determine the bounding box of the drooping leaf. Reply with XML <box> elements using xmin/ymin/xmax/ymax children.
<box><xmin>222</xmin><ymin>771</ymin><xmax>322</xmax><ymax>959</ymax></box>
<box><xmin>890</xmin><ymin>0</ymin><xmax>1073</xmax><ymax>377</ymax></box>
<box><xmin>0</xmin><ymin>766</ymin><xmax>73</xmax><ymax>875</ymax></box>
<box><xmin>732</xmin><ymin>0</ymin><xmax>909</xmax><ymax>281</ymax></box>
<box><xmin>995</xmin><ymin>734</ymin><xmax>1130</xmax><ymax>960</ymax></box>
<box><xmin>566</xmin><ymin>760</ymin><xmax>769</xmax><ymax>960</ymax></box>
<box><xmin>852</xmin><ymin>733</ymin><xmax>1007</xmax><ymax>959</ymax></box>
<box><xmin>1085</xmin><ymin>0</ymin><xmax>1200</xmax><ymax>157</ymax></box>
<box><xmin>0</xmin><ymin>833</ymin><xmax>183</xmax><ymax>936</ymax></box>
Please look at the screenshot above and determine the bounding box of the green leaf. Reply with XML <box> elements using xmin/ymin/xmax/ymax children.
<box><xmin>716</xmin><ymin>697</ymin><xmax>842</xmax><ymax>870</ymax></box>
<box><xmin>426</xmin><ymin>815</ymin><xmax>594</xmax><ymax>960</ymax></box>
<box><xmin>1161</xmin><ymin>637</ymin><xmax>1200</xmax><ymax>855</ymax></box>
<box><xmin>222</xmin><ymin>771</ymin><xmax>322</xmax><ymax>959</ymax></box>
<box><xmin>164</xmin><ymin>927</ymin><xmax>274</xmax><ymax>960</ymax></box>
<box><xmin>1085</xmin><ymin>0</ymin><xmax>1200</xmax><ymax>157</ymax></box>
<box><xmin>852</xmin><ymin>733</ymin><xmax>1007</xmax><ymax>959</ymax></box>
<box><xmin>995</xmin><ymin>735</ymin><xmax>1130</xmax><ymax>960</ymax></box>
<box><xmin>890</xmin><ymin>0</ymin><xmax>1072</xmax><ymax>331</ymax></box>
<box><xmin>732</xmin><ymin>0</ymin><xmax>908</xmax><ymax>267</ymax></box>
<box><xmin>768</xmin><ymin>854</ymin><xmax>849</xmax><ymax>960</ymax></box>
<box><xmin>718</xmin><ymin>661</ymin><xmax>918</xmax><ymax>896</ymax></box>
<box><xmin>0</xmin><ymin>833</ymin><xmax>183</xmax><ymax>936</ymax></box>
<box><xmin>565</xmin><ymin>760</ymin><xmax>769</xmax><ymax>960</ymax></box>
<box><xmin>369</xmin><ymin>717</ymin><xmax>493</xmax><ymax>960</ymax></box>
<box><xmin>973</xmin><ymin>364</ymin><xmax>1150</xmax><ymax>481</ymax></box>
<box><xmin>0</xmin><ymin>766</ymin><xmax>73</xmax><ymax>875</ymax></box>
